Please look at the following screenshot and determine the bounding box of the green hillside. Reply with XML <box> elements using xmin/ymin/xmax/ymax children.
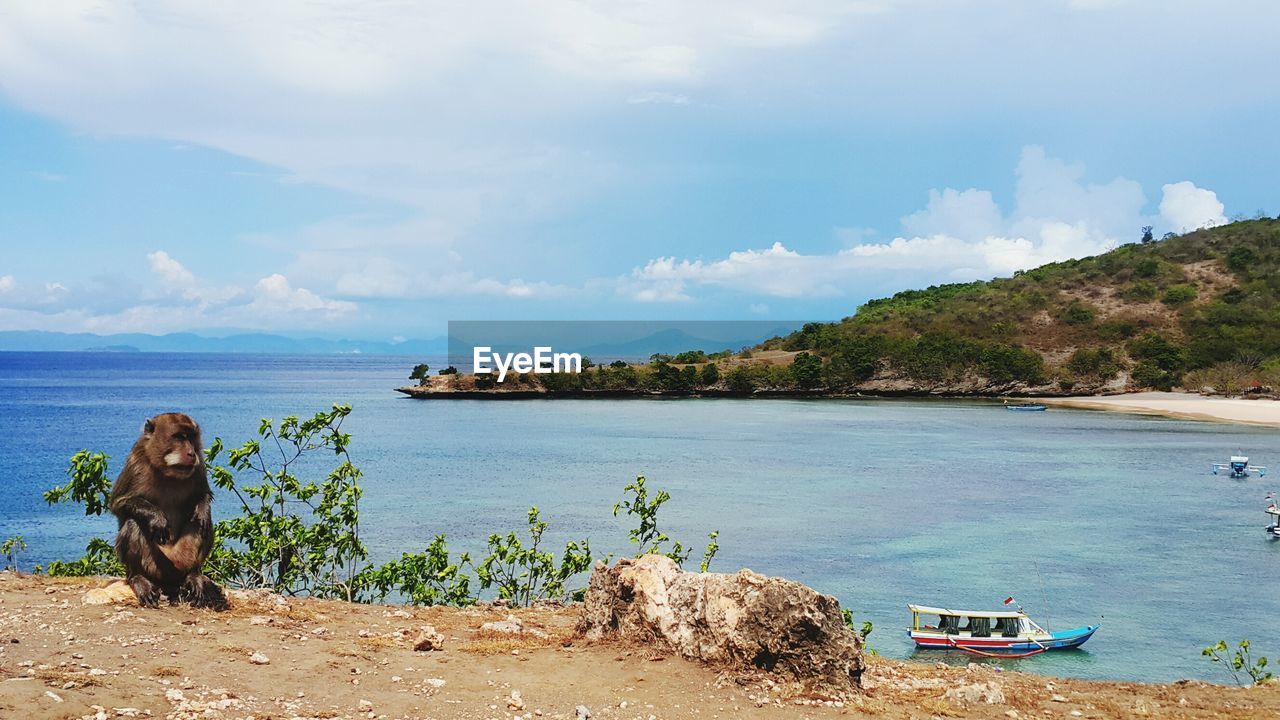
<box><xmin>762</xmin><ymin>217</ymin><xmax>1280</xmax><ymax>395</ymax></box>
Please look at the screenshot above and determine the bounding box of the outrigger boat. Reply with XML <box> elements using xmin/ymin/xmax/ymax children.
<box><xmin>908</xmin><ymin>604</ymin><xmax>1098</xmax><ymax>658</ymax></box>
<box><xmin>1212</xmin><ymin>455</ymin><xmax>1266</xmax><ymax>478</ymax></box>
<box><xmin>1003</xmin><ymin>400</ymin><xmax>1047</xmax><ymax>412</ymax></box>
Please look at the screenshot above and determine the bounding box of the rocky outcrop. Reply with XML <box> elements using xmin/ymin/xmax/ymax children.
<box><xmin>575</xmin><ymin>555</ymin><xmax>864</xmax><ymax>694</ymax></box>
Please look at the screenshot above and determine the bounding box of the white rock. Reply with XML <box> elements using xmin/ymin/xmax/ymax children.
<box><xmin>576</xmin><ymin>704</ymin><xmax>591</xmax><ymax>719</ymax></box>
<box><xmin>44</xmin><ymin>690</ymin><xmax>64</xmax><ymax>703</ymax></box>
<box><xmin>249</xmin><ymin>652</ymin><xmax>270</xmax><ymax>665</ymax></box>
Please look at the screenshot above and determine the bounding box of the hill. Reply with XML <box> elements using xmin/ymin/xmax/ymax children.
<box><xmin>754</xmin><ymin>217</ymin><xmax>1280</xmax><ymax>395</ymax></box>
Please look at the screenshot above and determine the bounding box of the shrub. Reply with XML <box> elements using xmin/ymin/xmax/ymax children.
<box><xmin>1062</xmin><ymin>303</ymin><xmax>1096</xmax><ymax>324</ymax></box>
<box><xmin>790</xmin><ymin>352</ymin><xmax>823</xmax><ymax>388</ymax></box>
<box><xmin>474</xmin><ymin>507</ymin><xmax>592</xmax><ymax>606</ymax></box>
<box><xmin>1066</xmin><ymin>348</ymin><xmax>1122</xmax><ymax>380</ymax></box>
<box><xmin>699</xmin><ymin>362</ymin><xmax>720</xmax><ymax>385</ymax></box>
<box><xmin>1203</xmin><ymin>639</ymin><xmax>1272</xmax><ymax>686</ymax></box>
<box><xmin>1162</xmin><ymin>284</ymin><xmax>1197</xmax><ymax>305</ymax></box>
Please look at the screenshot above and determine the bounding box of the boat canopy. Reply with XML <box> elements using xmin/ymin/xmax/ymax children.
<box><xmin>908</xmin><ymin>604</ymin><xmax>1027</xmax><ymax>619</ymax></box>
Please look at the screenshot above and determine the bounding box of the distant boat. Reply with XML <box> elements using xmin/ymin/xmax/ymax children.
<box><xmin>1212</xmin><ymin>455</ymin><xmax>1266</xmax><ymax>478</ymax></box>
<box><xmin>1266</xmin><ymin>501</ymin><xmax>1280</xmax><ymax>540</ymax></box>
<box><xmin>1005</xmin><ymin>403</ymin><xmax>1047</xmax><ymax>412</ymax></box>
<box><xmin>907</xmin><ymin>604</ymin><xmax>1097</xmax><ymax>657</ymax></box>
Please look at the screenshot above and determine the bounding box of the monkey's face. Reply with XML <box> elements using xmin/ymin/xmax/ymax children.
<box><xmin>144</xmin><ymin>413</ymin><xmax>204</xmax><ymax>479</ymax></box>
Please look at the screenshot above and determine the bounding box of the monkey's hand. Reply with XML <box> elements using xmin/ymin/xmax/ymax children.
<box><xmin>190</xmin><ymin>494</ymin><xmax>213</xmax><ymax>532</ymax></box>
<box><xmin>147</xmin><ymin>514</ymin><xmax>171</xmax><ymax>545</ymax></box>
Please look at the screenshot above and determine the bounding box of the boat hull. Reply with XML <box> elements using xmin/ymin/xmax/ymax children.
<box><xmin>909</xmin><ymin>624</ymin><xmax>1098</xmax><ymax>652</ymax></box>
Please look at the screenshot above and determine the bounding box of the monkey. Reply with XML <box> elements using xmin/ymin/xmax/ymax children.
<box><xmin>109</xmin><ymin>413</ymin><xmax>227</xmax><ymax>610</ymax></box>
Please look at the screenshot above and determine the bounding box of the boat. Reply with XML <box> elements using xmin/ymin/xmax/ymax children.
<box><xmin>1212</xmin><ymin>455</ymin><xmax>1266</xmax><ymax>478</ymax></box>
<box><xmin>1005</xmin><ymin>403</ymin><xmax>1047</xmax><ymax>412</ymax></box>
<box><xmin>907</xmin><ymin>604</ymin><xmax>1098</xmax><ymax>657</ymax></box>
<box><xmin>1266</xmin><ymin>501</ymin><xmax>1280</xmax><ymax>539</ymax></box>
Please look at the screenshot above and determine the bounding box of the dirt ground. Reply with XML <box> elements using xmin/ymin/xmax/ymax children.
<box><xmin>2</xmin><ymin>574</ymin><xmax>1276</xmax><ymax>720</ymax></box>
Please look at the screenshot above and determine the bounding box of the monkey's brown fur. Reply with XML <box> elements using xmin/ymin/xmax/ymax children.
<box><xmin>109</xmin><ymin>413</ymin><xmax>227</xmax><ymax>610</ymax></box>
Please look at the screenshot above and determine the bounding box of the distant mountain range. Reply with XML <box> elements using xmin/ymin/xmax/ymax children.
<box><xmin>0</xmin><ymin>331</ymin><xmax>446</xmax><ymax>355</ymax></box>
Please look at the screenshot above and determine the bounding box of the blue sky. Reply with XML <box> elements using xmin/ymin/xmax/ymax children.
<box><xmin>1</xmin><ymin>1</ymin><xmax>1277</xmax><ymax>340</ymax></box>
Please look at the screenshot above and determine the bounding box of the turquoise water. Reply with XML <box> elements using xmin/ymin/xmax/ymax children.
<box><xmin>2</xmin><ymin>351</ymin><xmax>1277</xmax><ymax>683</ymax></box>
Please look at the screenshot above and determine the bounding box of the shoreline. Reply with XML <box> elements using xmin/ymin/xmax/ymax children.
<box><xmin>399</xmin><ymin>384</ymin><xmax>1280</xmax><ymax>429</ymax></box>
<box><xmin>1033</xmin><ymin>391</ymin><xmax>1280</xmax><ymax>429</ymax></box>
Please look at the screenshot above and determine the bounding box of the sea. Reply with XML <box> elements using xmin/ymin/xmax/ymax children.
<box><xmin>1</xmin><ymin>350</ymin><xmax>1277</xmax><ymax>684</ymax></box>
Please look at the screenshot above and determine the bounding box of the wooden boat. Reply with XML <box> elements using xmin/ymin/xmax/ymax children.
<box><xmin>1266</xmin><ymin>502</ymin><xmax>1280</xmax><ymax>539</ymax></box>
<box><xmin>1213</xmin><ymin>455</ymin><xmax>1266</xmax><ymax>478</ymax></box>
<box><xmin>908</xmin><ymin>604</ymin><xmax>1097</xmax><ymax>657</ymax></box>
<box><xmin>1005</xmin><ymin>403</ymin><xmax>1047</xmax><ymax>412</ymax></box>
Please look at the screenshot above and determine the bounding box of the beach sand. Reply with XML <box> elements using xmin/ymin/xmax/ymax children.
<box><xmin>1036</xmin><ymin>392</ymin><xmax>1280</xmax><ymax>428</ymax></box>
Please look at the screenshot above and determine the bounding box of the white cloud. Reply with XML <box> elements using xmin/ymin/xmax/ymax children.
<box><xmin>0</xmin><ymin>255</ymin><xmax>358</xmax><ymax>334</ymax></box>
<box><xmin>147</xmin><ymin>250</ymin><xmax>196</xmax><ymax>288</ymax></box>
<box><xmin>250</xmin><ymin>274</ymin><xmax>355</xmax><ymax>316</ymax></box>
<box><xmin>624</xmin><ymin>146</ymin><xmax>1219</xmax><ymax>301</ymax></box>
<box><xmin>1159</xmin><ymin>181</ymin><xmax>1227</xmax><ymax>232</ymax></box>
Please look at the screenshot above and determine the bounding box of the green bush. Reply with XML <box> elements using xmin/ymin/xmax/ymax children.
<box><xmin>790</xmin><ymin>352</ymin><xmax>823</xmax><ymax>388</ymax></box>
<box><xmin>474</xmin><ymin>507</ymin><xmax>592</xmax><ymax>606</ymax></box>
<box><xmin>1162</xmin><ymin>284</ymin><xmax>1197</xmax><ymax>305</ymax></box>
<box><xmin>1066</xmin><ymin>347</ymin><xmax>1122</xmax><ymax>380</ymax></box>
<box><xmin>1062</xmin><ymin>303</ymin><xmax>1096</xmax><ymax>324</ymax></box>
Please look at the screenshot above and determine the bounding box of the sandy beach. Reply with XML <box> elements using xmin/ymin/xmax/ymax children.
<box><xmin>1036</xmin><ymin>392</ymin><xmax>1280</xmax><ymax>428</ymax></box>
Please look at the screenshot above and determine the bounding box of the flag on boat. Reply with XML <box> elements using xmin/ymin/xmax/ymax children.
<box><xmin>1004</xmin><ymin>597</ymin><xmax>1015</xmax><ymax>605</ymax></box>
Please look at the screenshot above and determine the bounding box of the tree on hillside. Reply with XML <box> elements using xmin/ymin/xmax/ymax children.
<box><xmin>1141</xmin><ymin>225</ymin><xmax>1154</xmax><ymax>244</ymax></box>
<box><xmin>791</xmin><ymin>352</ymin><xmax>824</xmax><ymax>388</ymax></box>
<box><xmin>409</xmin><ymin>363</ymin><xmax>431</xmax><ymax>385</ymax></box>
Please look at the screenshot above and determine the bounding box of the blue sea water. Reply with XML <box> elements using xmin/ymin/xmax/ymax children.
<box><xmin>1</xmin><ymin>350</ymin><xmax>1277</xmax><ymax>683</ymax></box>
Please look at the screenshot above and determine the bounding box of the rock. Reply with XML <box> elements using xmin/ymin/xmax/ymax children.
<box><xmin>1052</xmin><ymin>694</ymin><xmax>1068</xmax><ymax>702</ymax></box>
<box><xmin>82</xmin><ymin>581</ymin><xmax>137</xmax><ymax>606</ymax></box>
<box><xmin>575</xmin><ymin>704</ymin><xmax>591</xmax><ymax>719</ymax></box>
<box><xmin>413</xmin><ymin>625</ymin><xmax>445</xmax><ymax>651</ymax></box>
<box><xmin>481</xmin><ymin>614</ymin><xmax>549</xmax><ymax>638</ymax></box>
<box><xmin>507</xmin><ymin>690</ymin><xmax>526</xmax><ymax>711</ymax></box>
<box><xmin>249</xmin><ymin>652</ymin><xmax>270</xmax><ymax>665</ymax></box>
<box><xmin>943</xmin><ymin>681</ymin><xmax>1006</xmax><ymax>706</ymax></box>
<box><xmin>44</xmin><ymin>690</ymin><xmax>63</xmax><ymax>703</ymax></box>
<box><xmin>575</xmin><ymin>555</ymin><xmax>864</xmax><ymax>693</ymax></box>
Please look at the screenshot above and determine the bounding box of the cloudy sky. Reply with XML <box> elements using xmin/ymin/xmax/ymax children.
<box><xmin>1</xmin><ymin>1</ymin><xmax>1276</xmax><ymax>339</ymax></box>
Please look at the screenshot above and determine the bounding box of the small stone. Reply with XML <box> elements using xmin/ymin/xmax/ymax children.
<box><xmin>1070</xmin><ymin>712</ymin><xmax>1082</xmax><ymax>717</ymax></box>
<box><xmin>44</xmin><ymin>690</ymin><xmax>64</xmax><ymax>703</ymax></box>
<box><xmin>359</xmin><ymin>699</ymin><xmax>374</xmax><ymax>710</ymax></box>
<box><xmin>249</xmin><ymin>652</ymin><xmax>270</xmax><ymax>665</ymax></box>
<box><xmin>576</xmin><ymin>704</ymin><xmax>591</xmax><ymax>720</ymax></box>
<box><xmin>391</xmin><ymin>609</ymin><xmax>412</xmax><ymax>618</ymax></box>
<box><xmin>507</xmin><ymin>691</ymin><xmax>525</xmax><ymax>711</ymax></box>
<box><xmin>1052</xmin><ymin>695</ymin><xmax>1068</xmax><ymax>703</ymax></box>
<box><xmin>1005</xmin><ymin>711</ymin><xmax>1020</xmax><ymax>719</ymax></box>
<box><xmin>426</xmin><ymin>678</ymin><xmax>446</xmax><ymax>688</ymax></box>
<box><xmin>413</xmin><ymin>625</ymin><xmax>445</xmax><ymax>652</ymax></box>
<box><xmin>249</xmin><ymin>616</ymin><xmax>271</xmax><ymax>625</ymax></box>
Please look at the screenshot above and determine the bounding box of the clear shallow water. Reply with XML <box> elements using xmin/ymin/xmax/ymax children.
<box><xmin>2</xmin><ymin>351</ymin><xmax>1277</xmax><ymax>683</ymax></box>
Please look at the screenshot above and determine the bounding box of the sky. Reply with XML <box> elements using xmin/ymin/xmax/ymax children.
<box><xmin>0</xmin><ymin>0</ymin><xmax>1277</xmax><ymax>341</ymax></box>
